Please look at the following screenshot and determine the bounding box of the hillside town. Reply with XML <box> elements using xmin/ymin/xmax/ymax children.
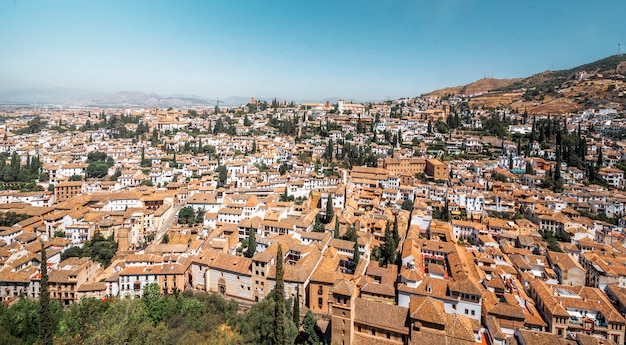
<box><xmin>1</xmin><ymin>86</ymin><xmax>626</xmax><ymax>345</ymax></box>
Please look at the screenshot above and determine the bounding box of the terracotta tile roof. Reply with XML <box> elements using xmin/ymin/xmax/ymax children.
<box><xmin>409</xmin><ymin>296</ymin><xmax>446</xmax><ymax>325</ymax></box>
<box><xmin>332</xmin><ymin>279</ymin><xmax>356</xmax><ymax>296</ymax></box>
<box><xmin>354</xmin><ymin>298</ymin><xmax>409</xmax><ymax>335</ymax></box>
<box><xmin>445</xmin><ymin>313</ymin><xmax>475</xmax><ymax>342</ymax></box>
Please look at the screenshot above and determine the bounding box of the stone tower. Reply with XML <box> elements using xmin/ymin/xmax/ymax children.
<box><xmin>330</xmin><ymin>279</ymin><xmax>358</xmax><ymax>345</ymax></box>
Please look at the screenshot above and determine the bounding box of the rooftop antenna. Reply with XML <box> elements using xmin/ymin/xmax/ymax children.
<box><xmin>618</xmin><ymin>43</ymin><xmax>623</xmax><ymax>57</ymax></box>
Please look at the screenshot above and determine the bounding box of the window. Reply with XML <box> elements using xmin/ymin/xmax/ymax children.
<box><xmin>471</xmin><ymin>310</ymin><xmax>475</xmax><ymax>316</ymax></box>
<box><xmin>465</xmin><ymin>309</ymin><xmax>469</xmax><ymax>315</ymax></box>
<box><xmin>318</xmin><ymin>297</ymin><xmax>323</xmax><ymax>308</ymax></box>
<box><xmin>387</xmin><ymin>332</ymin><xmax>391</xmax><ymax>339</ymax></box>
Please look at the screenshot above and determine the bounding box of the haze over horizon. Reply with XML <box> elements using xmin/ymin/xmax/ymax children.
<box><xmin>0</xmin><ymin>0</ymin><xmax>624</xmax><ymax>101</ymax></box>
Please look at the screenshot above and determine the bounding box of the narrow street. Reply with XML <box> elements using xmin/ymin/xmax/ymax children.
<box><xmin>155</xmin><ymin>204</ymin><xmax>183</xmax><ymax>244</ymax></box>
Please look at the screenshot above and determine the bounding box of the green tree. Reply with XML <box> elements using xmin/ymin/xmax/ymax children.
<box><xmin>279</xmin><ymin>163</ymin><xmax>292</xmax><ymax>176</ymax></box>
<box><xmin>86</xmin><ymin>151</ymin><xmax>108</xmax><ymax>163</ymax></box>
<box><xmin>195</xmin><ymin>208</ymin><xmax>205</xmax><ymax>225</ymax></box>
<box><xmin>401</xmin><ymin>199</ymin><xmax>413</xmax><ymax>211</ymax></box>
<box><xmin>178</xmin><ymin>206</ymin><xmax>196</xmax><ymax>225</ymax></box>
<box><xmin>352</xmin><ymin>238</ymin><xmax>360</xmax><ymax>270</ymax></box>
<box><xmin>0</xmin><ymin>212</ymin><xmax>30</xmax><ymax>227</ymax></box>
<box><xmin>324</xmin><ymin>194</ymin><xmax>334</xmax><ymax>224</ymax></box>
<box><xmin>342</xmin><ymin>225</ymin><xmax>357</xmax><ymax>242</ymax></box>
<box><xmin>1</xmin><ymin>297</ymin><xmax>42</xmax><ymax>344</ymax></box>
<box><xmin>382</xmin><ymin>233</ymin><xmax>396</xmax><ymax>266</ymax></box>
<box><xmin>86</xmin><ymin>162</ymin><xmax>109</xmax><ymax>178</ymax></box>
<box><xmin>58</xmin><ymin>297</ymin><xmax>110</xmax><ymax>342</ymax></box>
<box><xmin>40</xmin><ymin>242</ymin><xmax>53</xmax><ymax>345</ymax></box>
<box><xmin>323</xmin><ymin>139</ymin><xmax>334</xmax><ymax>162</ymax></box>
<box><xmin>39</xmin><ymin>172</ymin><xmax>49</xmax><ymax>182</ymax></box>
<box><xmin>246</xmin><ymin>227</ymin><xmax>256</xmax><ymax>258</ymax></box>
<box><xmin>333</xmin><ymin>216</ymin><xmax>340</xmax><ymax>239</ymax></box>
<box><xmin>82</xmin><ymin>231</ymin><xmax>118</xmax><ymax>266</ymax></box>
<box><xmin>274</xmin><ymin>245</ymin><xmax>286</xmax><ymax>345</ymax></box>
<box><xmin>60</xmin><ymin>246</ymin><xmax>83</xmax><ymax>261</ymax></box>
<box><xmin>161</xmin><ymin>233</ymin><xmax>170</xmax><ymax>244</ymax></box>
<box><xmin>142</xmin><ymin>283</ymin><xmax>166</xmax><ymax>324</ymax></box>
<box><xmin>216</xmin><ymin>165</ymin><xmax>228</xmax><ymax>187</ymax></box>
<box><xmin>68</xmin><ymin>174</ymin><xmax>82</xmax><ymax>182</ymax></box>
<box><xmin>279</xmin><ymin>186</ymin><xmax>292</xmax><ymax>202</ymax></box>
<box><xmin>300</xmin><ymin>310</ymin><xmax>320</xmax><ymax>345</ymax></box>
<box><xmin>293</xmin><ymin>285</ymin><xmax>300</xmax><ymax>327</ymax></box>
<box><xmin>392</xmin><ymin>214</ymin><xmax>400</xmax><ymax>246</ymax></box>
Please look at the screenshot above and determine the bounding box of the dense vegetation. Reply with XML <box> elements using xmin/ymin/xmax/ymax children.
<box><xmin>86</xmin><ymin>151</ymin><xmax>115</xmax><ymax>179</ymax></box>
<box><xmin>177</xmin><ymin>206</ymin><xmax>204</xmax><ymax>226</ymax></box>
<box><xmin>60</xmin><ymin>231</ymin><xmax>118</xmax><ymax>266</ymax></box>
<box><xmin>0</xmin><ymin>212</ymin><xmax>30</xmax><ymax>227</ymax></box>
<box><xmin>80</xmin><ymin>113</ymin><xmax>150</xmax><ymax>139</ymax></box>
<box><xmin>0</xmin><ymin>152</ymin><xmax>44</xmax><ymax>192</ymax></box>
<box><xmin>1</xmin><ymin>257</ymin><xmax>324</xmax><ymax>345</ymax></box>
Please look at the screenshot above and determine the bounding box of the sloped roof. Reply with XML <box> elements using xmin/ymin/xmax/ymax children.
<box><xmin>409</xmin><ymin>296</ymin><xmax>446</xmax><ymax>326</ymax></box>
<box><xmin>332</xmin><ymin>279</ymin><xmax>356</xmax><ymax>297</ymax></box>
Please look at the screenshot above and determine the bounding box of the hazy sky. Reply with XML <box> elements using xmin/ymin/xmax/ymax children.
<box><xmin>0</xmin><ymin>0</ymin><xmax>624</xmax><ymax>100</ymax></box>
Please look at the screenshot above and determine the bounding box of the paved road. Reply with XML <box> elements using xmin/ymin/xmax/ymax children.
<box><xmin>155</xmin><ymin>204</ymin><xmax>183</xmax><ymax>244</ymax></box>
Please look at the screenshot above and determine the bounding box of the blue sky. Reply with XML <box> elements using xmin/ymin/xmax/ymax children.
<box><xmin>0</xmin><ymin>0</ymin><xmax>624</xmax><ymax>101</ymax></box>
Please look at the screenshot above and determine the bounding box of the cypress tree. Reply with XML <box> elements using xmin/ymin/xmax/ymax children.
<box><xmin>293</xmin><ymin>285</ymin><xmax>300</xmax><ymax>327</ymax></box>
<box><xmin>392</xmin><ymin>214</ymin><xmax>400</xmax><ymax>246</ymax></box>
<box><xmin>554</xmin><ymin>158</ymin><xmax>562</xmax><ymax>182</ymax></box>
<box><xmin>246</xmin><ymin>227</ymin><xmax>256</xmax><ymax>258</ymax></box>
<box><xmin>353</xmin><ymin>238</ymin><xmax>360</xmax><ymax>270</ymax></box>
<box><xmin>39</xmin><ymin>241</ymin><xmax>53</xmax><ymax>345</ymax></box>
<box><xmin>325</xmin><ymin>194</ymin><xmax>334</xmax><ymax>224</ymax></box>
<box><xmin>333</xmin><ymin>216</ymin><xmax>340</xmax><ymax>239</ymax></box>
<box><xmin>274</xmin><ymin>245</ymin><xmax>286</xmax><ymax>345</ymax></box>
<box><xmin>525</xmin><ymin>161</ymin><xmax>534</xmax><ymax>175</ymax></box>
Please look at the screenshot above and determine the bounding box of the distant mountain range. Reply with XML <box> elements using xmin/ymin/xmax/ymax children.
<box><xmin>0</xmin><ymin>88</ymin><xmax>358</xmax><ymax>108</ymax></box>
<box><xmin>0</xmin><ymin>88</ymin><xmax>215</xmax><ymax>107</ymax></box>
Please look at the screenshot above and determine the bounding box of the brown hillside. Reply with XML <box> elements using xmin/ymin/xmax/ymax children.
<box><xmin>468</xmin><ymin>92</ymin><xmax>524</xmax><ymax>108</ymax></box>
<box><xmin>426</xmin><ymin>78</ymin><xmax>521</xmax><ymax>97</ymax></box>
<box><xmin>509</xmin><ymin>98</ymin><xmax>582</xmax><ymax>115</ymax></box>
